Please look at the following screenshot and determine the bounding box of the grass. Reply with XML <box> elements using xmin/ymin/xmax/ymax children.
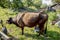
<box><xmin>0</xmin><ymin>7</ymin><xmax>60</xmax><ymax>40</ymax></box>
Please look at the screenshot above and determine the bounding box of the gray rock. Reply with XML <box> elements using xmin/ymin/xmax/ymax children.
<box><xmin>55</xmin><ymin>21</ymin><xmax>60</xmax><ymax>28</ymax></box>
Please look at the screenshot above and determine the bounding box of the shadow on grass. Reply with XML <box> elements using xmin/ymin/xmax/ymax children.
<box><xmin>24</xmin><ymin>31</ymin><xmax>60</xmax><ymax>40</ymax></box>
<box><xmin>17</xmin><ymin>7</ymin><xmax>38</xmax><ymax>13</ymax></box>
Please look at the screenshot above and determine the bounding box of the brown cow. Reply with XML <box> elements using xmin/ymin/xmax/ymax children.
<box><xmin>6</xmin><ymin>12</ymin><xmax>48</xmax><ymax>36</ymax></box>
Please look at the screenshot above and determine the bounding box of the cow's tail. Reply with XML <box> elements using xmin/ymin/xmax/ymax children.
<box><xmin>44</xmin><ymin>15</ymin><xmax>48</xmax><ymax>34</ymax></box>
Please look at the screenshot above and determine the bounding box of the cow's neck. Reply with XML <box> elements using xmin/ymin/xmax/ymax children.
<box><xmin>12</xmin><ymin>18</ymin><xmax>20</xmax><ymax>27</ymax></box>
<box><xmin>13</xmin><ymin>22</ymin><xmax>20</xmax><ymax>27</ymax></box>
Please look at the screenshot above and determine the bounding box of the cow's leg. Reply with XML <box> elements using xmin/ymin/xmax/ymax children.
<box><xmin>39</xmin><ymin>24</ymin><xmax>44</xmax><ymax>36</ymax></box>
<box><xmin>21</xmin><ymin>27</ymin><xmax>24</xmax><ymax>35</ymax></box>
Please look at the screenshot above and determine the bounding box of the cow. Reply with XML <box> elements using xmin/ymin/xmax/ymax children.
<box><xmin>6</xmin><ymin>11</ymin><xmax>48</xmax><ymax>36</ymax></box>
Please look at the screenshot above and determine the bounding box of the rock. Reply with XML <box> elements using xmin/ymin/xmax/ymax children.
<box><xmin>55</xmin><ymin>21</ymin><xmax>60</xmax><ymax>28</ymax></box>
<box><xmin>57</xmin><ymin>14</ymin><xmax>60</xmax><ymax>19</ymax></box>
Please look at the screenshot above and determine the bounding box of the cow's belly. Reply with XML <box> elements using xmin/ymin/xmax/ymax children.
<box><xmin>23</xmin><ymin>13</ymin><xmax>39</xmax><ymax>26</ymax></box>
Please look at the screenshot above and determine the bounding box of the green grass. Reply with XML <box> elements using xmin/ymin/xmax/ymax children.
<box><xmin>0</xmin><ymin>7</ymin><xmax>60</xmax><ymax>40</ymax></box>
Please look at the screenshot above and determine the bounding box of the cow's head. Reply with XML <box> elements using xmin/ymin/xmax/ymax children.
<box><xmin>6</xmin><ymin>17</ymin><xmax>13</xmax><ymax>24</ymax></box>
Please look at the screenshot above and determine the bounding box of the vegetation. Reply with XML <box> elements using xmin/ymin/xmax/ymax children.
<box><xmin>0</xmin><ymin>0</ymin><xmax>60</xmax><ymax>9</ymax></box>
<box><xmin>54</xmin><ymin>0</ymin><xmax>60</xmax><ymax>3</ymax></box>
<box><xmin>0</xmin><ymin>0</ymin><xmax>41</xmax><ymax>10</ymax></box>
